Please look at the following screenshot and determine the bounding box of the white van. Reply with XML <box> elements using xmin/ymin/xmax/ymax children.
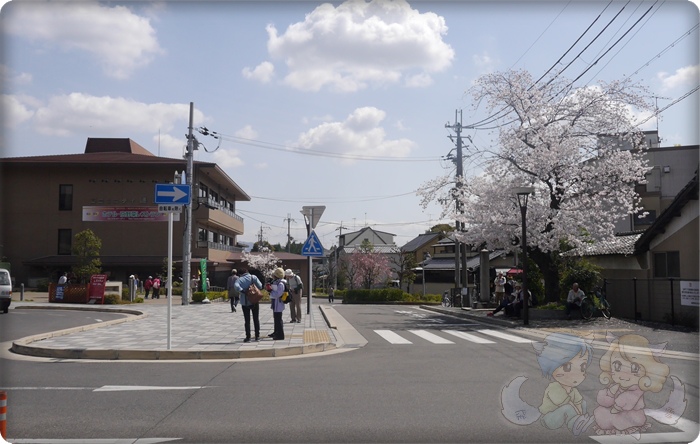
<box><xmin>0</xmin><ymin>268</ymin><xmax>12</xmax><ymax>313</ymax></box>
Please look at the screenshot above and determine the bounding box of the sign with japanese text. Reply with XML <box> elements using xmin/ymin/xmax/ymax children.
<box><xmin>82</xmin><ymin>206</ymin><xmax>180</xmax><ymax>222</ymax></box>
<box><xmin>680</xmin><ymin>280</ymin><xmax>699</xmax><ymax>307</ymax></box>
<box><xmin>88</xmin><ymin>274</ymin><xmax>107</xmax><ymax>304</ymax></box>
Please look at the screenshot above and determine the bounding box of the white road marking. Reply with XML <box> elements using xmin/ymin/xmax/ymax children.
<box><xmin>374</xmin><ymin>330</ymin><xmax>412</xmax><ymax>344</ymax></box>
<box><xmin>442</xmin><ymin>330</ymin><xmax>496</xmax><ymax>344</ymax></box>
<box><xmin>477</xmin><ymin>329</ymin><xmax>532</xmax><ymax>343</ymax></box>
<box><xmin>408</xmin><ymin>330</ymin><xmax>454</xmax><ymax>344</ymax></box>
<box><xmin>93</xmin><ymin>385</ymin><xmax>203</xmax><ymax>392</ymax></box>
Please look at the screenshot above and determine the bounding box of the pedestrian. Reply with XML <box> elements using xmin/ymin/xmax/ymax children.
<box><xmin>144</xmin><ymin>276</ymin><xmax>153</xmax><ymax>299</ymax></box>
<box><xmin>190</xmin><ymin>276</ymin><xmax>199</xmax><ymax>296</ymax></box>
<box><xmin>58</xmin><ymin>272</ymin><xmax>68</xmax><ymax>285</ymax></box>
<box><xmin>488</xmin><ymin>293</ymin><xmax>513</xmax><ymax>317</ymax></box>
<box><xmin>565</xmin><ymin>283</ymin><xmax>585</xmax><ymax>320</ymax></box>
<box><xmin>267</xmin><ymin>267</ymin><xmax>287</xmax><ymax>340</ymax></box>
<box><xmin>234</xmin><ymin>267</ymin><xmax>264</xmax><ymax>342</ymax></box>
<box><xmin>328</xmin><ymin>286</ymin><xmax>334</xmax><ymax>303</ymax></box>
<box><xmin>285</xmin><ymin>269</ymin><xmax>304</xmax><ymax>323</ymax></box>
<box><xmin>152</xmin><ymin>276</ymin><xmax>161</xmax><ymax>299</ymax></box>
<box><xmin>504</xmin><ymin>283</ymin><xmax>529</xmax><ymax>318</ymax></box>
<box><xmin>227</xmin><ymin>269</ymin><xmax>240</xmax><ymax>312</ymax></box>
<box><xmin>494</xmin><ymin>272</ymin><xmax>506</xmax><ymax>305</ymax></box>
<box><xmin>504</xmin><ymin>277</ymin><xmax>514</xmax><ymax>301</ymax></box>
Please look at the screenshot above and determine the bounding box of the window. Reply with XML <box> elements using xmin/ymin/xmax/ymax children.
<box><xmin>59</xmin><ymin>184</ymin><xmax>73</xmax><ymax>211</ymax></box>
<box><xmin>654</xmin><ymin>251</ymin><xmax>680</xmax><ymax>278</ymax></box>
<box><xmin>58</xmin><ymin>229</ymin><xmax>72</xmax><ymax>255</ymax></box>
<box><xmin>198</xmin><ymin>183</ymin><xmax>209</xmax><ymax>199</ymax></box>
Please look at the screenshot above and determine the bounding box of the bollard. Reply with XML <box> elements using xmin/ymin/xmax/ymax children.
<box><xmin>20</xmin><ymin>283</ymin><xmax>24</xmax><ymax>301</ymax></box>
<box><xmin>0</xmin><ymin>390</ymin><xmax>7</xmax><ymax>439</ymax></box>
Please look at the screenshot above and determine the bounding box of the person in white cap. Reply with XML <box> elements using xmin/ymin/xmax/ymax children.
<box><xmin>285</xmin><ymin>269</ymin><xmax>304</xmax><ymax>323</ymax></box>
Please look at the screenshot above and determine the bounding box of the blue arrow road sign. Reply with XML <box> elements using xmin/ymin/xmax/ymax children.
<box><xmin>154</xmin><ymin>184</ymin><xmax>191</xmax><ymax>204</ymax></box>
<box><xmin>301</xmin><ymin>230</ymin><xmax>324</xmax><ymax>256</ymax></box>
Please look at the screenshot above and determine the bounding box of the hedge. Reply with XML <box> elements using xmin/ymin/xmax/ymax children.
<box><xmin>340</xmin><ymin>288</ymin><xmax>441</xmax><ymax>304</ymax></box>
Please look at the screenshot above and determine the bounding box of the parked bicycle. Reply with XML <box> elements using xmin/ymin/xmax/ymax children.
<box><xmin>580</xmin><ymin>288</ymin><xmax>611</xmax><ymax>320</ymax></box>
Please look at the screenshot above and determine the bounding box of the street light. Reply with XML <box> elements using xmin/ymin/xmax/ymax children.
<box><xmin>513</xmin><ymin>186</ymin><xmax>535</xmax><ymax>326</ymax></box>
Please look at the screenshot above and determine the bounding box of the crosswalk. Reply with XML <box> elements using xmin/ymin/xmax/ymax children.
<box><xmin>373</xmin><ymin>329</ymin><xmax>532</xmax><ymax>345</ymax></box>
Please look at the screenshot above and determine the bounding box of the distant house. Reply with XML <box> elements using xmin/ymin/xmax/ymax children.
<box><xmin>565</xmin><ymin>169</ymin><xmax>698</xmax><ymax>324</ymax></box>
<box><xmin>337</xmin><ymin>226</ymin><xmax>399</xmax><ymax>286</ymax></box>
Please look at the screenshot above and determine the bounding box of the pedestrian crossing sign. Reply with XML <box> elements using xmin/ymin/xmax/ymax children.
<box><xmin>301</xmin><ymin>230</ymin><xmax>324</xmax><ymax>256</ymax></box>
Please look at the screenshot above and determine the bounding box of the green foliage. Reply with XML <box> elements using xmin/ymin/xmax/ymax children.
<box><xmin>71</xmin><ymin>229</ymin><xmax>102</xmax><ymax>283</ymax></box>
<box><xmin>520</xmin><ymin>256</ymin><xmax>544</xmax><ymax>305</ymax></box>
<box><xmin>560</xmin><ymin>258</ymin><xmax>602</xmax><ymax>300</ymax></box>
<box><xmin>342</xmin><ymin>288</ymin><xmax>440</xmax><ymax>304</ymax></box>
<box><xmin>103</xmin><ymin>294</ymin><xmax>120</xmax><ymax>304</ymax></box>
<box><xmin>36</xmin><ymin>279</ymin><xmax>49</xmax><ymax>292</ymax></box>
<box><xmin>430</xmin><ymin>223</ymin><xmax>453</xmax><ymax>234</ymax></box>
<box><xmin>537</xmin><ymin>302</ymin><xmax>565</xmax><ymax>310</ymax></box>
<box><xmin>192</xmin><ymin>290</ymin><xmax>230</xmax><ymax>303</ymax></box>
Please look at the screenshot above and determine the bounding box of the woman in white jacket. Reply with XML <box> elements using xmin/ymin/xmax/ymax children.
<box><xmin>268</xmin><ymin>267</ymin><xmax>287</xmax><ymax>340</ymax></box>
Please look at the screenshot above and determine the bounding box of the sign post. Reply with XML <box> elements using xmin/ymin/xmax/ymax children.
<box><xmin>156</xmin><ymin>184</ymin><xmax>188</xmax><ymax>349</ymax></box>
<box><xmin>300</xmin><ymin>206</ymin><xmax>325</xmax><ymax>320</ymax></box>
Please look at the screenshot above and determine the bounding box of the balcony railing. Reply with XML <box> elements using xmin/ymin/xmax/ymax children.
<box><xmin>197</xmin><ymin>197</ymin><xmax>243</xmax><ymax>222</ymax></box>
<box><xmin>197</xmin><ymin>241</ymin><xmax>244</xmax><ymax>253</ymax></box>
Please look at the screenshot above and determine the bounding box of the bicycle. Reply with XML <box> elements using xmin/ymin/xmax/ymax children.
<box><xmin>580</xmin><ymin>288</ymin><xmax>611</xmax><ymax>320</ymax></box>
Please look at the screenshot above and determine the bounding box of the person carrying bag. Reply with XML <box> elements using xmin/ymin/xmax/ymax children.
<box><xmin>233</xmin><ymin>268</ymin><xmax>263</xmax><ymax>342</ymax></box>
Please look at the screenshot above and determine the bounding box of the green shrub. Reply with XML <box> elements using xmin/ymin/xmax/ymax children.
<box><xmin>537</xmin><ymin>302</ymin><xmax>564</xmax><ymax>310</ymax></box>
<box><xmin>342</xmin><ymin>288</ymin><xmax>440</xmax><ymax>304</ymax></box>
<box><xmin>192</xmin><ymin>290</ymin><xmax>228</xmax><ymax>303</ymax></box>
<box><xmin>104</xmin><ymin>294</ymin><xmax>120</xmax><ymax>305</ymax></box>
<box><xmin>36</xmin><ymin>279</ymin><xmax>49</xmax><ymax>292</ymax></box>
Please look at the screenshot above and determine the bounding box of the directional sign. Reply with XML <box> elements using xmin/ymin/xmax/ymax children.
<box><xmin>301</xmin><ymin>230</ymin><xmax>324</xmax><ymax>256</ymax></box>
<box><xmin>155</xmin><ymin>184</ymin><xmax>191</xmax><ymax>205</ymax></box>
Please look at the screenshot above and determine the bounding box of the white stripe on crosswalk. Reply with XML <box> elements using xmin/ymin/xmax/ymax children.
<box><xmin>375</xmin><ymin>330</ymin><xmax>412</xmax><ymax>344</ymax></box>
<box><xmin>477</xmin><ymin>329</ymin><xmax>533</xmax><ymax>343</ymax></box>
<box><xmin>442</xmin><ymin>330</ymin><xmax>496</xmax><ymax>344</ymax></box>
<box><xmin>408</xmin><ymin>330</ymin><xmax>455</xmax><ymax>344</ymax></box>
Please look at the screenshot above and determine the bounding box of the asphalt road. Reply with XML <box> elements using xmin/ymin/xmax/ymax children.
<box><xmin>1</xmin><ymin>305</ymin><xmax>698</xmax><ymax>443</ymax></box>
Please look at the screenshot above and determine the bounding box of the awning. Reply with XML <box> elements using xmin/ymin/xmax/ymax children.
<box><xmin>507</xmin><ymin>268</ymin><xmax>523</xmax><ymax>275</ymax></box>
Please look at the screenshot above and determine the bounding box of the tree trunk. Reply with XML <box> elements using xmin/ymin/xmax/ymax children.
<box><xmin>530</xmin><ymin>248</ymin><xmax>560</xmax><ymax>303</ymax></box>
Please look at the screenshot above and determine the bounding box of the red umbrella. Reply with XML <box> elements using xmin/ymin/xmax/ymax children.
<box><xmin>507</xmin><ymin>268</ymin><xmax>523</xmax><ymax>275</ymax></box>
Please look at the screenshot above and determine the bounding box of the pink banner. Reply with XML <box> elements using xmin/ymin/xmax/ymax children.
<box><xmin>82</xmin><ymin>206</ymin><xmax>179</xmax><ymax>222</ymax></box>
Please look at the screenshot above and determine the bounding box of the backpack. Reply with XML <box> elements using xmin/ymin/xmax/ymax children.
<box><xmin>279</xmin><ymin>280</ymin><xmax>291</xmax><ymax>303</ymax></box>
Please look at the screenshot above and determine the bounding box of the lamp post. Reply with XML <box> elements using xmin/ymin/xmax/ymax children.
<box><xmin>513</xmin><ymin>187</ymin><xmax>535</xmax><ymax>326</ymax></box>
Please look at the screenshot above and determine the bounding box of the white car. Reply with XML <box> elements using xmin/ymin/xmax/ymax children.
<box><xmin>0</xmin><ymin>268</ymin><xmax>12</xmax><ymax>313</ymax></box>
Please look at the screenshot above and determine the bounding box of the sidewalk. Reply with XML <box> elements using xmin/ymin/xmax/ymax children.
<box><xmin>9</xmin><ymin>292</ymin><xmax>352</xmax><ymax>360</ymax></box>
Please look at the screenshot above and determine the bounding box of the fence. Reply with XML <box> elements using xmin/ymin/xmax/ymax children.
<box><xmin>604</xmin><ymin>278</ymin><xmax>699</xmax><ymax>328</ymax></box>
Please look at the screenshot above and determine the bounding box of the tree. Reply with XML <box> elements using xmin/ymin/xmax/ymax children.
<box><xmin>72</xmin><ymin>229</ymin><xmax>102</xmax><ymax>283</ymax></box>
<box><xmin>343</xmin><ymin>240</ymin><xmax>392</xmax><ymax>289</ymax></box>
<box><xmin>389</xmin><ymin>248</ymin><xmax>417</xmax><ymax>293</ymax></box>
<box><xmin>430</xmin><ymin>223</ymin><xmax>453</xmax><ymax>234</ymax></box>
<box><xmin>242</xmin><ymin>246</ymin><xmax>281</xmax><ymax>279</ymax></box>
<box><xmin>419</xmin><ymin>69</ymin><xmax>654</xmax><ymax>302</ymax></box>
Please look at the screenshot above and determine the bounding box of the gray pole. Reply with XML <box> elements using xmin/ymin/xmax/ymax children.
<box><xmin>446</xmin><ymin>110</ymin><xmax>464</xmax><ymax>290</ymax></box>
<box><xmin>182</xmin><ymin>102</ymin><xmax>194</xmax><ymax>306</ymax></box>
<box><xmin>306</xmin><ymin>209</ymin><xmax>313</xmax><ymax>316</ymax></box>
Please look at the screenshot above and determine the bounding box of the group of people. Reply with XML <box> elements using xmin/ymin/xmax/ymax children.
<box><xmin>226</xmin><ymin>267</ymin><xmax>304</xmax><ymax>343</ymax></box>
<box><xmin>143</xmin><ymin>276</ymin><xmax>162</xmax><ymax>299</ymax></box>
<box><xmin>488</xmin><ymin>272</ymin><xmax>531</xmax><ymax>318</ymax></box>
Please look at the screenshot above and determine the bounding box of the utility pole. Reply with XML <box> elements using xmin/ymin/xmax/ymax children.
<box><xmin>445</xmin><ymin>110</ymin><xmax>469</xmax><ymax>295</ymax></box>
<box><xmin>284</xmin><ymin>214</ymin><xmax>296</xmax><ymax>252</ymax></box>
<box><xmin>182</xmin><ymin>102</ymin><xmax>195</xmax><ymax>306</ymax></box>
<box><xmin>334</xmin><ymin>222</ymin><xmax>348</xmax><ymax>290</ymax></box>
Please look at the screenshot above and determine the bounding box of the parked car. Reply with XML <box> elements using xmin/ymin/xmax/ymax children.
<box><xmin>0</xmin><ymin>268</ymin><xmax>11</xmax><ymax>313</ymax></box>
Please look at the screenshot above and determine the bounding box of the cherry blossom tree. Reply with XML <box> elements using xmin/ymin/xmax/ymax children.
<box><xmin>242</xmin><ymin>246</ymin><xmax>281</xmax><ymax>279</ymax></box>
<box><xmin>343</xmin><ymin>240</ymin><xmax>392</xmax><ymax>289</ymax></box>
<box><xmin>419</xmin><ymin>69</ymin><xmax>655</xmax><ymax>302</ymax></box>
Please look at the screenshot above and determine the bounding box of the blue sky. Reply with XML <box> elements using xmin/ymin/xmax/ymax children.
<box><xmin>1</xmin><ymin>0</ymin><xmax>698</xmax><ymax>248</ymax></box>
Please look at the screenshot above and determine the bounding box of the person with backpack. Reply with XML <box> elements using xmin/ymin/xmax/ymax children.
<box><xmin>233</xmin><ymin>267</ymin><xmax>263</xmax><ymax>342</ymax></box>
<box><xmin>152</xmin><ymin>276</ymin><xmax>161</xmax><ymax>299</ymax></box>
<box><xmin>267</xmin><ymin>267</ymin><xmax>287</xmax><ymax>340</ymax></box>
<box><xmin>285</xmin><ymin>269</ymin><xmax>304</xmax><ymax>323</ymax></box>
<box><xmin>227</xmin><ymin>269</ymin><xmax>239</xmax><ymax>312</ymax></box>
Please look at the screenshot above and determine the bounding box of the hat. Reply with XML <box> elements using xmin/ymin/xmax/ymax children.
<box><xmin>148</xmin><ymin>276</ymin><xmax>152</xmax><ymax>279</ymax></box>
<box><xmin>231</xmin><ymin>269</ymin><xmax>237</xmax><ymax>274</ymax></box>
<box><xmin>273</xmin><ymin>267</ymin><xmax>285</xmax><ymax>279</ymax></box>
<box><xmin>285</xmin><ymin>269</ymin><xmax>294</xmax><ymax>276</ymax></box>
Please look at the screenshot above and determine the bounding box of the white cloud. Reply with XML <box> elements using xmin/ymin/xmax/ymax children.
<box><xmin>242</xmin><ymin>61</ymin><xmax>275</xmax><ymax>83</ymax></box>
<box><xmin>264</xmin><ymin>0</ymin><xmax>454</xmax><ymax>92</ymax></box>
<box><xmin>0</xmin><ymin>64</ymin><xmax>32</xmax><ymax>86</ymax></box>
<box><xmin>235</xmin><ymin>125</ymin><xmax>259</xmax><ymax>140</ymax></box>
<box><xmin>212</xmin><ymin>148</ymin><xmax>245</xmax><ymax>169</ymax></box>
<box><xmin>472</xmin><ymin>51</ymin><xmax>499</xmax><ymax>74</ymax></box>
<box><xmin>1</xmin><ymin>94</ymin><xmax>35</xmax><ymax>127</ymax></box>
<box><xmin>405</xmin><ymin>73</ymin><xmax>433</xmax><ymax>88</ymax></box>
<box><xmin>27</xmin><ymin>93</ymin><xmax>203</xmax><ymax>138</ymax></box>
<box><xmin>657</xmin><ymin>65</ymin><xmax>699</xmax><ymax>91</ymax></box>
<box><xmin>4</xmin><ymin>2</ymin><xmax>162</xmax><ymax>79</ymax></box>
<box><xmin>296</xmin><ymin>106</ymin><xmax>415</xmax><ymax>162</ymax></box>
<box><xmin>152</xmin><ymin>133</ymin><xmax>187</xmax><ymax>159</ymax></box>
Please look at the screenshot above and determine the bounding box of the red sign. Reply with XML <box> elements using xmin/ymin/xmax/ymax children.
<box><xmin>88</xmin><ymin>274</ymin><xmax>107</xmax><ymax>304</ymax></box>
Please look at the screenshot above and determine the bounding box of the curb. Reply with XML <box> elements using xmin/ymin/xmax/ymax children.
<box><xmin>10</xmin><ymin>305</ymin><xmax>338</xmax><ymax>361</ymax></box>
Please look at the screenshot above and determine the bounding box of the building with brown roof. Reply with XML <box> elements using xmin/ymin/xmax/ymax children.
<box><xmin>0</xmin><ymin>138</ymin><xmax>252</xmax><ymax>288</ymax></box>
